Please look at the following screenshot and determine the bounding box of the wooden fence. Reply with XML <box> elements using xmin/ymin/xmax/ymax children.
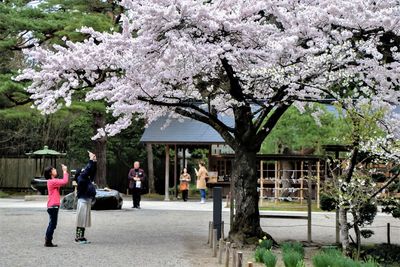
<box><xmin>0</xmin><ymin>157</ymin><xmax>81</xmax><ymax>189</ymax></box>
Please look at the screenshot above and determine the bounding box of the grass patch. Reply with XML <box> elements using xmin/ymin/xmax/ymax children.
<box><xmin>260</xmin><ymin>201</ymin><xmax>322</xmax><ymax>212</ymax></box>
<box><xmin>283</xmin><ymin>250</ymin><xmax>303</xmax><ymax>267</ymax></box>
<box><xmin>281</xmin><ymin>242</ymin><xmax>304</xmax><ymax>257</ymax></box>
<box><xmin>312</xmin><ymin>249</ymin><xmax>380</xmax><ymax>267</ymax></box>
<box><xmin>255</xmin><ymin>247</ymin><xmax>268</xmax><ymax>263</ymax></box>
<box><xmin>141</xmin><ymin>193</ymin><xmax>165</xmax><ymax>200</ymax></box>
<box><xmin>0</xmin><ymin>190</ymin><xmax>10</xmax><ymax>198</ymax></box>
<box><xmin>263</xmin><ymin>250</ymin><xmax>277</xmax><ymax>267</ymax></box>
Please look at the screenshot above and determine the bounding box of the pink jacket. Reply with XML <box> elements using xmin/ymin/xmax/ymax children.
<box><xmin>47</xmin><ymin>173</ymin><xmax>69</xmax><ymax>208</ymax></box>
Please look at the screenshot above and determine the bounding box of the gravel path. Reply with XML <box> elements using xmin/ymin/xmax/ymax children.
<box><xmin>0</xmin><ymin>198</ymin><xmax>399</xmax><ymax>267</ymax></box>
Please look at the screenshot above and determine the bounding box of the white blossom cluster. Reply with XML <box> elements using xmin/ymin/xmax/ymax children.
<box><xmin>16</xmin><ymin>0</ymin><xmax>400</xmax><ymax>138</ymax></box>
<box><xmin>338</xmin><ymin>175</ymin><xmax>376</xmax><ymax>210</ymax></box>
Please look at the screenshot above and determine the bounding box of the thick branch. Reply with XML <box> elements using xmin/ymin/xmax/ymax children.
<box><xmin>255</xmin><ymin>103</ymin><xmax>290</xmax><ymax>146</ymax></box>
<box><xmin>137</xmin><ymin>96</ymin><xmax>237</xmax><ymax>148</ymax></box>
<box><xmin>4</xmin><ymin>93</ymin><xmax>32</xmax><ymax>106</ymax></box>
<box><xmin>174</xmin><ymin>107</ymin><xmax>237</xmax><ymax>148</ymax></box>
<box><xmin>220</xmin><ymin>57</ymin><xmax>245</xmax><ymax>102</ymax></box>
<box><xmin>344</xmin><ymin>146</ymin><xmax>359</xmax><ymax>183</ymax></box>
<box><xmin>369</xmin><ymin>167</ymin><xmax>400</xmax><ymax>200</ymax></box>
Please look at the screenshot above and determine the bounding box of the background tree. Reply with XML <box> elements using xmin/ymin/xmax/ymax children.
<box><xmin>320</xmin><ymin>102</ymin><xmax>400</xmax><ymax>256</ymax></box>
<box><xmin>16</xmin><ymin>0</ymin><xmax>400</xmax><ymax>244</ymax></box>
<box><xmin>0</xmin><ymin>0</ymin><xmax>122</xmax><ymax>186</ymax></box>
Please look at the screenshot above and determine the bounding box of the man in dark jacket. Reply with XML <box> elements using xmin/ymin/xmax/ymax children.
<box><xmin>128</xmin><ymin>161</ymin><xmax>146</xmax><ymax>209</ymax></box>
<box><xmin>74</xmin><ymin>151</ymin><xmax>97</xmax><ymax>244</ymax></box>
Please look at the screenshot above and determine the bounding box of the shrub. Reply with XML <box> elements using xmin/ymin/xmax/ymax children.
<box><xmin>259</xmin><ymin>237</ymin><xmax>273</xmax><ymax>250</ymax></box>
<box><xmin>312</xmin><ymin>249</ymin><xmax>379</xmax><ymax>267</ymax></box>
<box><xmin>312</xmin><ymin>249</ymin><xmax>339</xmax><ymax>267</ymax></box>
<box><xmin>262</xmin><ymin>250</ymin><xmax>277</xmax><ymax>267</ymax></box>
<box><xmin>320</xmin><ymin>193</ymin><xmax>337</xmax><ymax>211</ymax></box>
<box><xmin>281</xmin><ymin>242</ymin><xmax>304</xmax><ymax>257</ymax></box>
<box><xmin>283</xmin><ymin>251</ymin><xmax>303</xmax><ymax>267</ymax></box>
<box><xmin>361</xmin><ymin>258</ymin><xmax>379</xmax><ymax>267</ymax></box>
<box><xmin>361</xmin><ymin>244</ymin><xmax>400</xmax><ymax>265</ymax></box>
<box><xmin>255</xmin><ymin>247</ymin><xmax>267</xmax><ymax>263</ymax></box>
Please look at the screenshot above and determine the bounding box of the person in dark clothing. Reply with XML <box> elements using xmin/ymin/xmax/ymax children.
<box><xmin>128</xmin><ymin>161</ymin><xmax>146</xmax><ymax>209</ymax></box>
<box><xmin>74</xmin><ymin>151</ymin><xmax>97</xmax><ymax>244</ymax></box>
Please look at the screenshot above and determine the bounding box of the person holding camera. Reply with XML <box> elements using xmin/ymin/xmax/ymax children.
<box><xmin>44</xmin><ymin>163</ymin><xmax>69</xmax><ymax>247</ymax></box>
<box><xmin>74</xmin><ymin>151</ymin><xmax>97</xmax><ymax>244</ymax></box>
<box><xmin>179</xmin><ymin>168</ymin><xmax>191</xmax><ymax>202</ymax></box>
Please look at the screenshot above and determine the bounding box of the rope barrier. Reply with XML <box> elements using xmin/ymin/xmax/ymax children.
<box><xmin>223</xmin><ymin>222</ymin><xmax>400</xmax><ymax>229</ymax></box>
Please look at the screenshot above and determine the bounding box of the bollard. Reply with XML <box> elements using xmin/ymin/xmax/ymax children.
<box><xmin>213</xmin><ymin>229</ymin><xmax>218</xmax><ymax>257</ymax></box>
<box><xmin>225</xmin><ymin>242</ymin><xmax>231</xmax><ymax>267</ymax></box>
<box><xmin>213</xmin><ymin>187</ymin><xmax>222</xmax><ymax>239</ymax></box>
<box><xmin>232</xmin><ymin>247</ymin><xmax>237</xmax><ymax>267</ymax></box>
<box><xmin>387</xmin><ymin>223</ymin><xmax>391</xmax><ymax>244</ymax></box>
<box><xmin>247</xmin><ymin>262</ymin><xmax>253</xmax><ymax>267</ymax></box>
<box><xmin>237</xmin><ymin>252</ymin><xmax>243</xmax><ymax>267</ymax></box>
<box><xmin>218</xmin><ymin>238</ymin><xmax>224</xmax><ymax>264</ymax></box>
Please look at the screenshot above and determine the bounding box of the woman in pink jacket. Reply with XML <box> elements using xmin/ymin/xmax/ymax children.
<box><xmin>44</xmin><ymin>164</ymin><xmax>69</xmax><ymax>247</ymax></box>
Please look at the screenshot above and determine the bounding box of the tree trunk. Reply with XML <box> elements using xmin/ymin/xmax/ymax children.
<box><xmin>229</xmin><ymin>148</ymin><xmax>273</xmax><ymax>245</ymax></box>
<box><xmin>281</xmin><ymin>160</ymin><xmax>293</xmax><ymax>198</ymax></box>
<box><xmin>93</xmin><ymin>111</ymin><xmax>107</xmax><ymax>187</ymax></box>
<box><xmin>339</xmin><ymin>207</ymin><xmax>351</xmax><ymax>256</ymax></box>
<box><xmin>352</xmin><ymin>211</ymin><xmax>361</xmax><ymax>260</ymax></box>
<box><xmin>146</xmin><ymin>143</ymin><xmax>155</xmax><ymax>194</ymax></box>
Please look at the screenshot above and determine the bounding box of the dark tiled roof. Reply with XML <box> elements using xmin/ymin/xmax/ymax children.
<box><xmin>140</xmin><ymin>116</ymin><xmax>233</xmax><ymax>144</ymax></box>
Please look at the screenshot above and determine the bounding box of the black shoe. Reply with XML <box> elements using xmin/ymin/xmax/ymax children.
<box><xmin>136</xmin><ymin>206</ymin><xmax>141</xmax><ymax>209</ymax></box>
<box><xmin>45</xmin><ymin>240</ymin><xmax>58</xmax><ymax>247</ymax></box>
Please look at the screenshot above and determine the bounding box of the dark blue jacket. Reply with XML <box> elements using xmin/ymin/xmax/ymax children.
<box><xmin>77</xmin><ymin>160</ymin><xmax>97</xmax><ymax>199</ymax></box>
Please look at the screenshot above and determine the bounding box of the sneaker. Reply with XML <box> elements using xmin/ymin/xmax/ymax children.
<box><xmin>75</xmin><ymin>238</ymin><xmax>90</xmax><ymax>244</ymax></box>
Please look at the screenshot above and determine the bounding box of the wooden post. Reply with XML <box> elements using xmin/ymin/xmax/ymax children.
<box><xmin>221</xmin><ymin>221</ymin><xmax>225</xmax><ymax>240</ymax></box>
<box><xmin>174</xmin><ymin>144</ymin><xmax>178</xmax><ymax>198</ymax></box>
<box><xmin>208</xmin><ymin>221</ymin><xmax>212</xmax><ymax>244</ymax></box>
<box><xmin>225</xmin><ymin>242</ymin><xmax>231</xmax><ymax>267</ymax></box>
<box><xmin>260</xmin><ymin>160</ymin><xmax>264</xmax><ymax>206</ymax></box>
<box><xmin>274</xmin><ymin>161</ymin><xmax>278</xmax><ymax>204</ymax></box>
<box><xmin>210</xmin><ymin>222</ymin><xmax>214</xmax><ymax>248</ymax></box>
<box><xmin>164</xmin><ymin>145</ymin><xmax>170</xmax><ymax>201</ymax></box>
<box><xmin>387</xmin><ymin>223</ymin><xmax>391</xmax><ymax>244</ymax></box>
<box><xmin>300</xmin><ymin>161</ymin><xmax>304</xmax><ymax>205</ymax></box>
<box><xmin>317</xmin><ymin>161</ymin><xmax>320</xmax><ymax>209</ymax></box>
<box><xmin>237</xmin><ymin>252</ymin><xmax>243</xmax><ymax>267</ymax></box>
<box><xmin>230</xmin><ymin>190</ymin><xmax>234</xmax><ymax>228</ymax></box>
<box><xmin>218</xmin><ymin>238</ymin><xmax>224</xmax><ymax>264</ymax></box>
<box><xmin>247</xmin><ymin>262</ymin><xmax>253</xmax><ymax>267</ymax></box>
<box><xmin>307</xmin><ymin>162</ymin><xmax>312</xmax><ymax>244</ymax></box>
<box><xmin>213</xmin><ymin>229</ymin><xmax>218</xmax><ymax>257</ymax></box>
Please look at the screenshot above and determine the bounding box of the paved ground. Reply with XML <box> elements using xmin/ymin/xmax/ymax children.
<box><xmin>0</xmin><ymin>197</ymin><xmax>399</xmax><ymax>267</ymax></box>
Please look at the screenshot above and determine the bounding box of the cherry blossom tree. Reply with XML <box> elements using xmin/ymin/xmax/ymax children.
<box><xmin>326</xmin><ymin>102</ymin><xmax>400</xmax><ymax>255</ymax></box>
<box><xmin>17</xmin><ymin>0</ymin><xmax>400</xmax><ymax>244</ymax></box>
